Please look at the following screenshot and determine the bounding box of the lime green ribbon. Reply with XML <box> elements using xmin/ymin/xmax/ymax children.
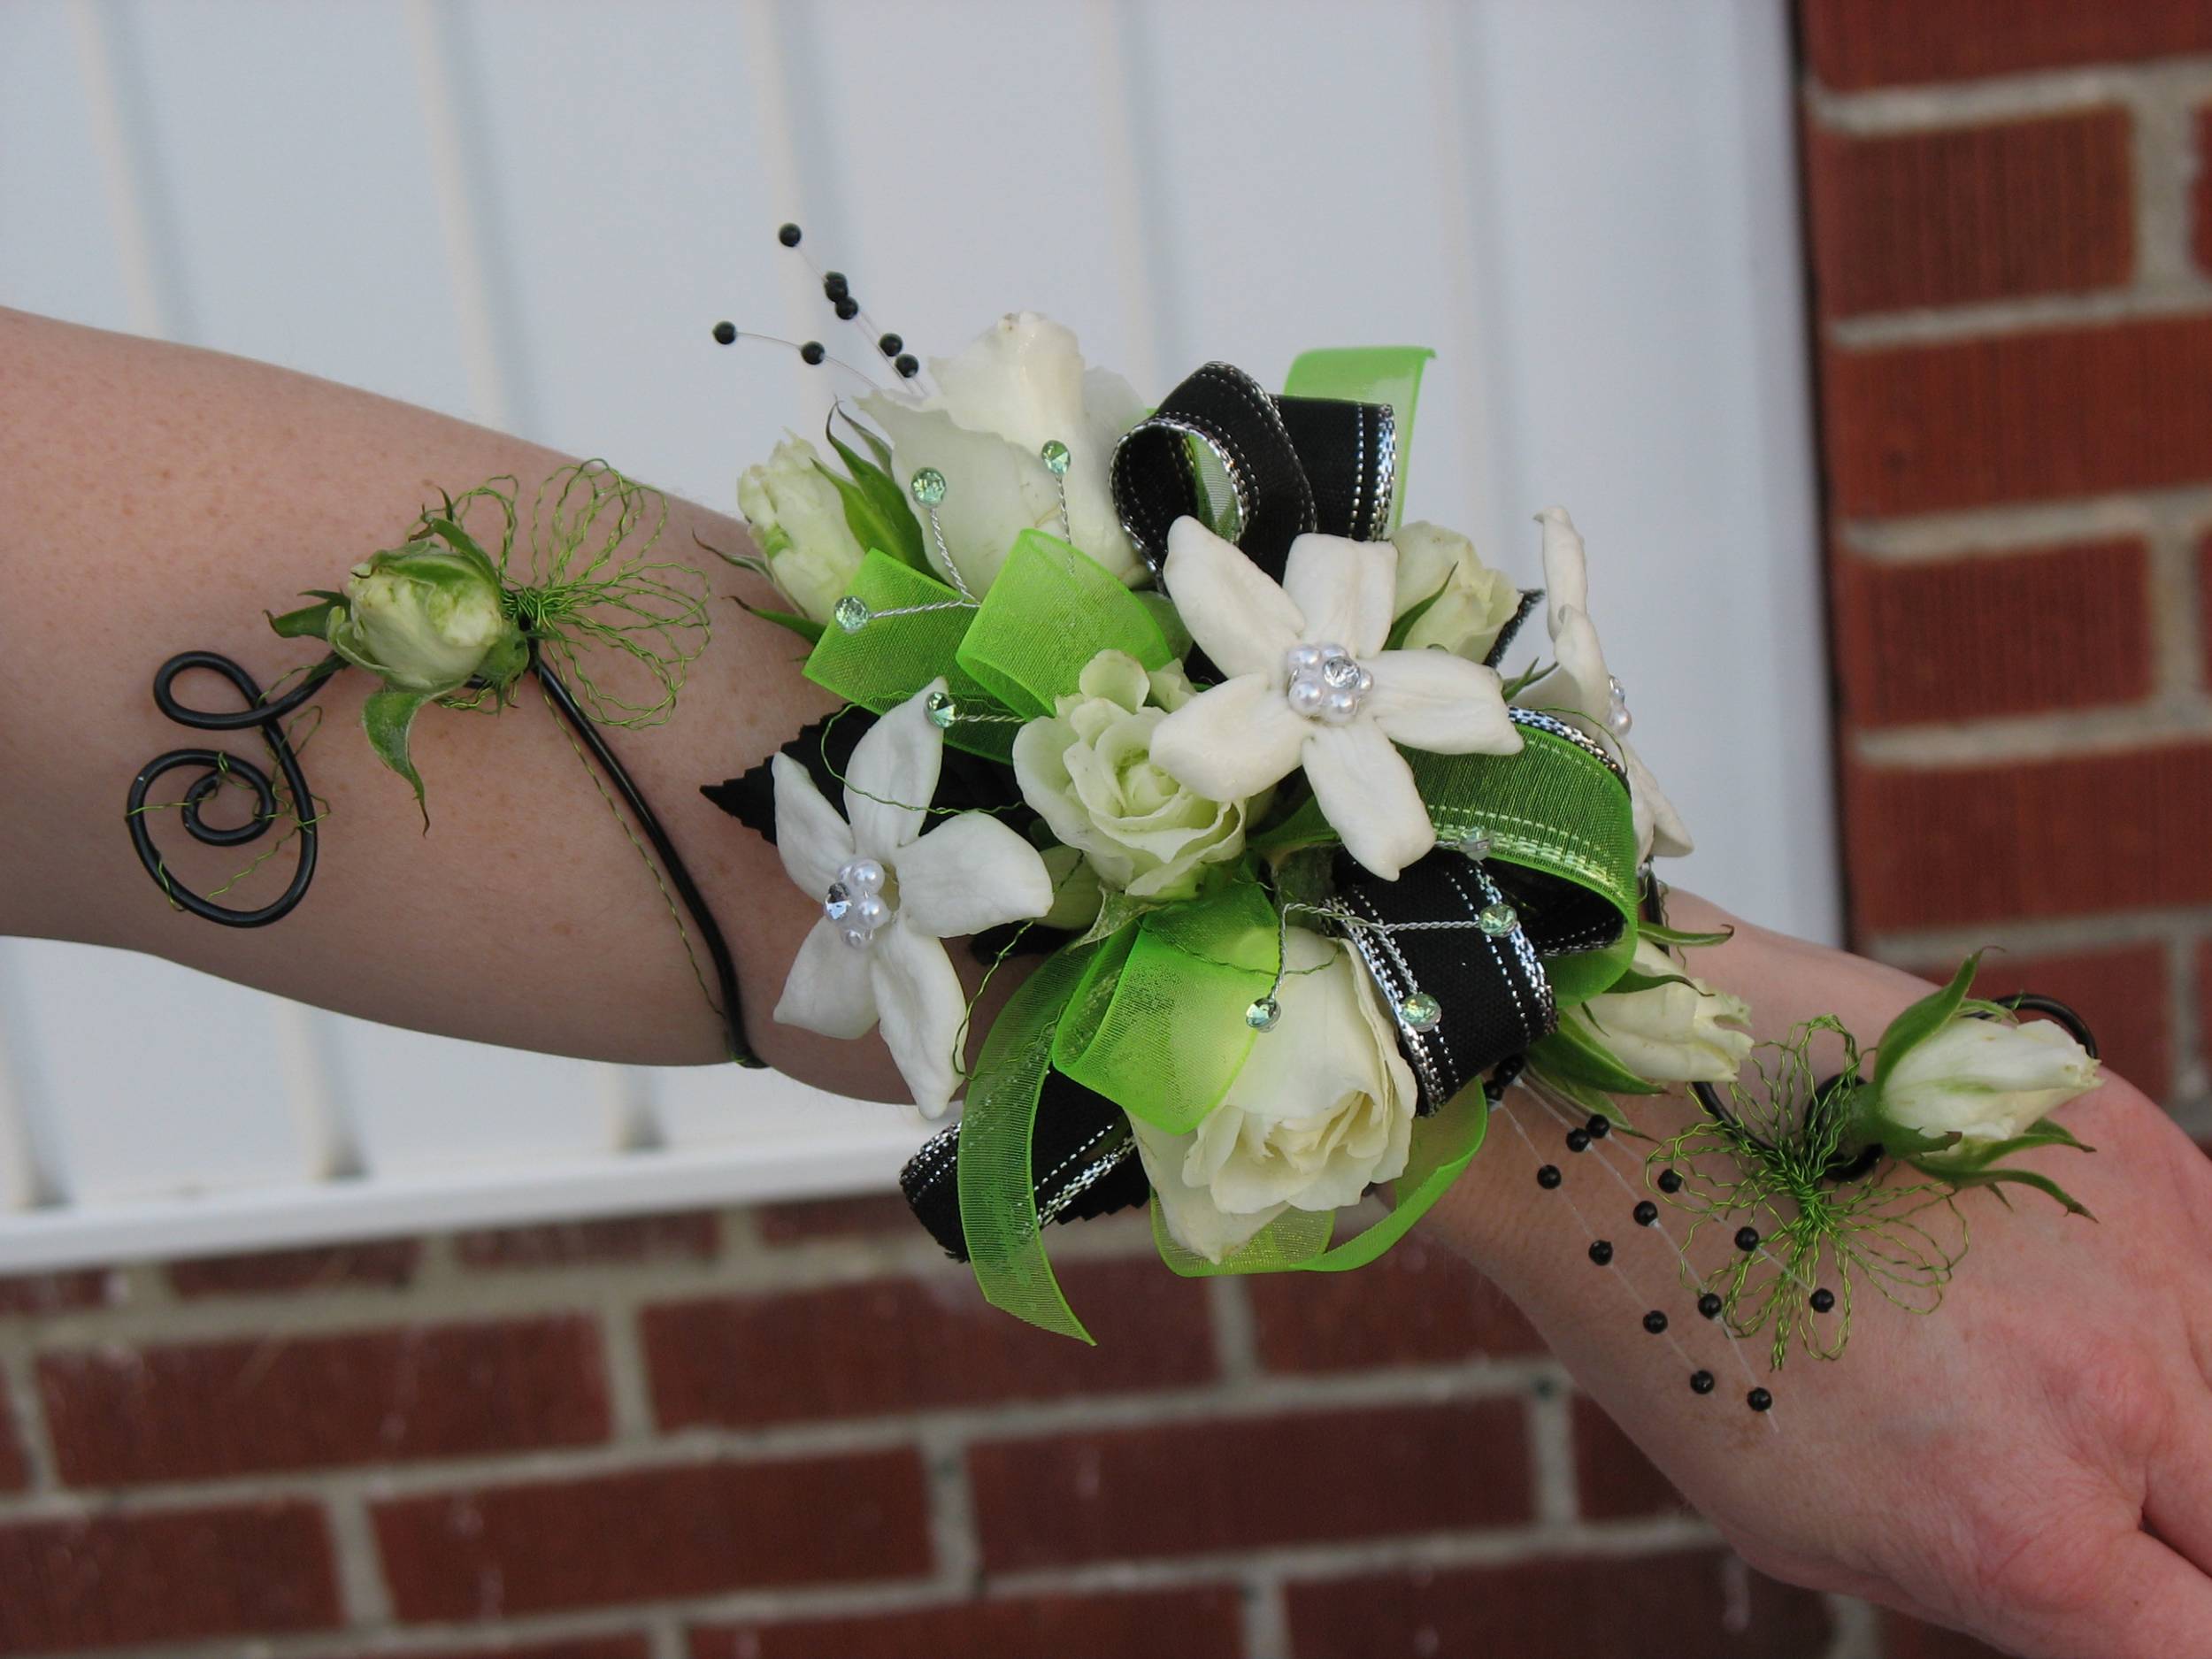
<box><xmin>802</xmin><ymin>551</ymin><xmax>1015</xmax><ymax>761</ymax></box>
<box><xmin>954</xmin><ymin>530</ymin><xmax>1172</xmax><ymax>716</ymax></box>
<box><xmin>956</xmin><ymin>939</ymin><xmax>1105</xmax><ymax>1343</ymax></box>
<box><xmin>1051</xmin><ymin>873</ymin><xmax>1279</xmax><ymax>1133</ymax></box>
<box><xmin>1148</xmin><ymin>1079</ymin><xmax>1489</xmax><ymax>1278</ymax></box>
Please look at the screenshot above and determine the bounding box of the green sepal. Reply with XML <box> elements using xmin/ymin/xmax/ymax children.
<box><xmin>1640</xmin><ymin>920</ymin><xmax>1737</xmax><ymax>949</ymax></box>
<box><xmin>1524</xmin><ymin>1065</ymin><xmax>1633</xmax><ymax>1129</ymax></box>
<box><xmin>1070</xmin><ymin>887</ymin><xmax>1158</xmax><ymax>949</ymax></box>
<box><xmin>418</xmin><ymin>515</ymin><xmax>498</xmax><ymax>573</ymax></box>
<box><xmin>1528</xmin><ymin>1017</ymin><xmax>1663</xmax><ymax>1098</ymax></box>
<box><xmin>362</xmin><ymin>687</ymin><xmax>435</xmax><ymax>827</ymax></box>
<box><xmin>268</xmin><ymin>591</ymin><xmax>347</xmax><ymax>639</ymax></box>
<box><xmin>1383</xmin><ymin>579</ymin><xmax>1448</xmax><ymax>651</ymax></box>
<box><xmin>818</xmin><ymin>429</ymin><xmax>927</xmax><ymax>572</ymax></box>
<box><xmin>1928</xmin><ymin>1164</ymin><xmax>2094</xmax><ymax>1220</ymax></box>
<box><xmin>1870</xmin><ymin>952</ymin><xmax>1985</xmax><ymax>1097</ymax></box>
<box><xmin>736</xmin><ymin>597</ymin><xmax>826</xmax><ymax>646</ymax></box>
<box><xmin>1602</xmin><ymin>966</ymin><xmax>1700</xmax><ymax>995</ymax></box>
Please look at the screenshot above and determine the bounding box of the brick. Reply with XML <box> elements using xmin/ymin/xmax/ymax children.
<box><xmin>1245</xmin><ymin>1236</ymin><xmax>1543</xmax><ymax>1371</ymax></box>
<box><xmin>0</xmin><ymin>1401</ymin><xmax>24</xmax><ymax>1493</ymax></box>
<box><xmin>1968</xmin><ymin>942</ymin><xmax>2172</xmax><ymax>1097</ymax></box>
<box><xmin>0</xmin><ymin>1271</ymin><xmax>115</xmax><ymax>1317</ymax></box>
<box><xmin>645</xmin><ymin>1257</ymin><xmax>1211</xmax><ymax>1429</ymax></box>
<box><xmin>1286</xmin><ymin>1548</ymin><xmax>1829</xmax><ymax>1659</ymax></box>
<box><xmin>1804</xmin><ymin>112</ymin><xmax>2131</xmax><ymax>316</ymax></box>
<box><xmin>691</xmin><ymin>1585</ymin><xmax>1244</xmax><ymax>1659</ymax></box>
<box><xmin>1844</xmin><ymin>745</ymin><xmax>2212</xmax><ymax>933</ymax></box>
<box><xmin>1824</xmin><ymin>319</ymin><xmax>2212</xmax><ymax>518</ymax></box>
<box><xmin>1830</xmin><ymin>540</ymin><xmax>2151</xmax><ymax>726</ymax></box>
<box><xmin>1571</xmin><ymin>1394</ymin><xmax>1682</xmax><ymax>1521</ymax></box>
<box><xmin>456</xmin><ymin>1210</ymin><xmax>718</xmax><ymax>1269</ymax></box>
<box><xmin>754</xmin><ymin>1191</ymin><xmax>918</xmax><ymax>1241</ymax></box>
<box><xmin>1882</xmin><ymin>1610</ymin><xmax>2010</xmax><ymax>1658</ymax></box>
<box><xmin>2197</xmin><ymin>111</ymin><xmax>2212</xmax><ymax>278</ymax></box>
<box><xmin>1801</xmin><ymin>0</ymin><xmax>2212</xmax><ymax>90</ymax></box>
<box><xmin>329</xmin><ymin>1640</ymin><xmax>649</xmax><ymax>1659</ymax></box>
<box><xmin>0</xmin><ymin>1500</ymin><xmax>338</xmax><ymax>1652</ymax></box>
<box><xmin>968</xmin><ymin>1399</ymin><xmax>1529</xmax><ymax>1571</ymax></box>
<box><xmin>167</xmin><ymin>1239</ymin><xmax>419</xmax><ymax>1297</ymax></box>
<box><xmin>373</xmin><ymin>1449</ymin><xmax>932</xmax><ymax>1619</ymax></box>
<box><xmin>39</xmin><ymin>1315</ymin><xmax>608</xmax><ymax>1486</ymax></box>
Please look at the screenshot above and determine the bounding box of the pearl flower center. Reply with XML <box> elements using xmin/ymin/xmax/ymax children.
<box><xmin>1284</xmin><ymin>641</ymin><xmax>1372</xmax><ymax>726</ymax></box>
<box><xmin>825</xmin><ymin>857</ymin><xmax>895</xmax><ymax>949</ymax></box>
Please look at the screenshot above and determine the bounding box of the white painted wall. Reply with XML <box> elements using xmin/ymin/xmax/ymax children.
<box><xmin>0</xmin><ymin>0</ymin><xmax>1832</xmax><ymax>1267</ymax></box>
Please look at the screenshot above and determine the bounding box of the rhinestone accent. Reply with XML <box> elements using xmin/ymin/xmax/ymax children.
<box><xmin>1478</xmin><ymin>901</ymin><xmax>1517</xmax><ymax>936</ymax></box>
<box><xmin>1245</xmin><ymin>996</ymin><xmax>1281</xmax><ymax>1032</ymax></box>
<box><xmin>822</xmin><ymin>881</ymin><xmax>852</xmax><ymax>921</ymax></box>
<box><xmin>1457</xmin><ymin>830</ymin><xmax>1494</xmax><ymax>861</ymax></box>
<box><xmin>909</xmin><ymin>467</ymin><xmax>948</xmax><ymax>506</ymax></box>
<box><xmin>830</xmin><ymin>858</ymin><xmax>896</xmax><ymax>948</ymax></box>
<box><xmin>833</xmin><ymin>595</ymin><xmax>870</xmax><ymax>633</ymax></box>
<box><xmin>1040</xmin><ymin>439</ymin><xmax>1071</xmax><ymax>476</ymax></box>
<box><xmin>925</xmin><ymin>689</ymin><xmax>957</xmax><ymax>729</ymax></box>
<box><xmin>1397</xmin><ymin>992</ymin><xmax>1441</xmax><ymax>1032</ymax></box>
<box><xmin>1285</xmin><ymin>641</ymin><xmax>1371</xmax><ymax>726</ymax></box>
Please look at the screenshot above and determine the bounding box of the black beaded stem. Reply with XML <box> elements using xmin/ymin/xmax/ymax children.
<box><xmin>126</xmin><ymin>649</ymin><xmax>759</xmax><ymax>1066</ymax></box>
<box><xmin>125</xmin><ymin>651</ymin><xmax>340</xmax><ymax>927</ymax></box>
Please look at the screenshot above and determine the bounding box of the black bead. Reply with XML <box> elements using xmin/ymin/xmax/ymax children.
<box><xmin>1565</xmin><ymin>1129</ymin><xmax>1592</xmax><ymax>1154</ymax></box>
<box><xmin>1747</xmin><ymin>1387</ymin><xmax>1774</xmax><ymax>1412</ymax></box>
<box><xmin>710</xmin><ymin>320</ymin><xmax>737</xmax><ymax>346</ymax></box>
<box><xmin>1588</xmin><ymin>1240</ymin><xmax>1614</xmax><ymax>1266</ymax></box>
<box><xmin>823</xmin><ymin>270</ymin><xmax>849</xmax><ymax>300</ymax></box>
<box><xmin>834</xmin><ymin>296</ymin><xmax>860</xmax><ymax>321</ymax></box>
<box><xmin>1809</xmin><ymin>1287</ymin><xmax>1836</xmax><ymax>1313</ymax></box>
<box><xmin>1586</xmin><ymin>1114</ymin><xmax>1611</xmax><ymax>1139</ymax></box>
<box><xmin>1656</xmin><ymin>1168</ymin><xmax>1684</xmax><ymax>1194</ymax></box>
<box><xmin>1536</xmin><ymin>1164</ymin><xmax>1563</xmax><ymax>1189</ymax></box>
<box><xmin>1734</xmin><ymin>1226</ymin><xmax>1760</xmax><ymax>1252</ymax></box>
<box><xmin>878</xmin><ymin>332</ymin><xmax>903</xmax><ymax>356</ymax></box>
<box><xmin>799</xmin><ymin>341</ymin><xmax>826</xmax><ymax>365</ymax></box>
<box><xmin>778</xmin><ymin>222</ymin><xmax>803</xmax><ymax>246</ymax></box>
<box><xmin>1689</xmin><ymin>1370</ymin><xmax>1716</xmax><ymax>1394</ymax></box>
<box><xmin>895</xmin><ymin>353</ymin><xmax>920</xmax><ymax>378</ymax></box>
<box><xmin>1642</xmin><ymin>1310</ymin><xmax>1668</xmax><ymax>1334</ymax></box>
<box><xmin>1697</xmin><ymin>1292</ymin><xmax>1724</xmax><ymax>1319</ymax></box>
<box><xmin>1632</xmin><ymin>1201</ymin><xmax>1658</xmax><ymax>1226</ymax></box>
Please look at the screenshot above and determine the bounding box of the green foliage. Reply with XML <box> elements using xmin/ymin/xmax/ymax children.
<box><xmin>361</xmin><ymin>687</ymin><xmax>433</xmax><ymax>827</ymax></box>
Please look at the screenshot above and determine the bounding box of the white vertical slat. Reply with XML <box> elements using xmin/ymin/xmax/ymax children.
<box><xmin>63</xmin><ymin>0</ymin><xmax>166</xmax><ymax>335</ymax></box>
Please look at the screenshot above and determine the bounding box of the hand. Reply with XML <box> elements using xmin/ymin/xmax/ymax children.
<box><xmin>1429</xmin><ymin>904</ymin><xmax>2212</xmax><ymax>1657</ymax></box>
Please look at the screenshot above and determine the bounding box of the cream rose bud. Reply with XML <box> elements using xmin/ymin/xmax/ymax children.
<box><xmin>1878</xmin><ymin>1017</ymin><xmax>2101</xmax><ymax>1147</ymax></box>
<box><xmin>1012</xmin><ymin>649</ymin><xmax>1249</xmax><ymax>901</ymax></box>
<box><xmin>1390</xmin><ymin>521</ymin><xmax>1522</xmax><ymax>661</ymax></box>
<box><xmin>333</xmin><ymin>544</ymin><xmax>525</xmax><ymax>694</ymax></box>
<box><xmin>735</xmin><ymin>435</ymin><xmax>869</xmax><ymax>624</ymax></box>
<box><xmin>1565</xmin><ymin>939</ymin><xmax>1754</xmax><ymax>1083</ymax></box>
<box><xmin>1130</xmin><ymin>929</ymin><xmax>1417</xmax><ymax>1263</ymax></box>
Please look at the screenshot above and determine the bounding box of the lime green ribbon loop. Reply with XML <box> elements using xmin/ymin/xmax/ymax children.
<box><xmin>1051</xmin><ymin>873</ymin><xmax>1279</xmax><ymax>1134</ymax></box>
<box><xmin>1282</xmin><ymin>346</ymin><xmax>1436</xmax><ymax>534</ymax></box>
<box><xmin>956</xmin><ymin>939</ymin><xmax>1105</xmax><ymax>1342</ymax></box>
<box><xmin>802</xmin><ymin>550</ymin><xmax>1015</xmax><ymax>761</ymax></box>
<box><xmin>953</xmin><ymin>530</ymin><xmax>1172</xmax><ymax>717</ymax></box>
<box><xmin>1149</xmin><ymin>1080</ymin><xmax>1489</xmax><ymax>1277</ymax></box>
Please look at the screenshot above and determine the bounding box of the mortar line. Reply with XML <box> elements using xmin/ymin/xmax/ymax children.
<box><xmin>1806</xmin><ymin>56</ymin><xmax>2212</xmax><ymax>134</ymax></box>
<box><xmin>320</xmin><ymin>1485</ymin><xmax>394</xmax><ymax>1627</ymax></box>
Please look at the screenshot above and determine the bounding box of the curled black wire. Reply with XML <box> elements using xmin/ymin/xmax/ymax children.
<box><xmin>126</xmin><ymin>651</ymin><xmax>337</xmax><ymax>927</ymax></box>
<box><xmin>1689</xmin><ymin>990</ymin><xmax>2101</xmax><ymax>1183</ymax></box>
<box><xmin>123</xmin><ymin>647</ymin><xmax>757</xmax><ymax>1064</ymax></box>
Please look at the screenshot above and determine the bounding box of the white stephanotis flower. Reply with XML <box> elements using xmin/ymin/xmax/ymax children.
<box><xmin>1518</xmin><ymin>507</ymin><xmax>1692</xmax><ymax>860</ymax></box>
<box><xmin>771</xmin><ymin>680</ymin><xmax>1054</xmax><ymax>1115</ymax></box>
<box><xmin>1148</xmin><ymin>517</ymin><xmax>1521</xmax><ymax>880</ymax></box>
<box><xmin>858</xmin><ymin>313</ymin><xmax>1148</xmax><ymax>592</ymax></box>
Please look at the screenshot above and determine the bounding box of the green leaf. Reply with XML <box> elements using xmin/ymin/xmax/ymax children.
<box><xmin>736</xmin><ymin>596</ymin><xmax>826</xmax><ymax>645</ymax></box>
<box><xmin>820</xmin><ymin>432</ymin><xmax>927</xmax><ymax>571</ymax></box>
<box><xmin>362</xmin><ymin>687</ymin><xmax>434</xmax><ymax>829</ymax></box>
<box><xmin>1529</xmin><ymin>1017</ymin><xmax>1664</xmax><ymax>1097</ymax></box>
<box><xmin>1498</xmin><ymin>661</ymin><xmax>1548</xmax><ymax>700</ymax></box>
<box><xmin>1640</xmin><ymin>920</ymin><xmax>1736</xmax><ymax>949</ymax></box>
<box><xmin>1383</xmin><ymin>580</ymin><xmax>1449</xmax><ymax>651</ymax></box>
<box><xmin>267</xmin><ymin>590</ymin><xmax>346</xmax><ymax>639</ymax></box>
<box><xmin>1603</xmin><ymin>966</ymin><xmax>1701</xmax><ymax>995</ymax></box>
<box><xmin>1071</xmin><ymin>887</ymin><xmax>1158</xmax><ymax>948</ymax></box>
<box><xmin>1870</xmin><ymin>952</ymin><xmax>1984</xmax><ymax>1096</ymax></box>
<box><xmin>420</xmin><ymin>515</ymin><xmax>495</xmax><ymax>570</ymax></box>
<box><xmin>1527</xmin><ymin>1066</ymin><xmax>1633</xmax><ymax>1129</ymax></box>
<box><xmin>840</xmin><ymin>409</ymin><xmax>897</xmax><ymax>477</ymax></box>
<box><xmin>1249</xmin><ymin>793</ymin><xmax>1336</xmax><ymax>855</ymax></box>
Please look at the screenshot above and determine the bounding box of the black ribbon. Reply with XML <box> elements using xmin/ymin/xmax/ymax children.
<box><xmin>1110</xmin><ymin>361</ymin><xmax>1397</xmax><ymax>581</ymax></box>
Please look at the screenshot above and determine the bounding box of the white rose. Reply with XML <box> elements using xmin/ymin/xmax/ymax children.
<box><xmin>1563</xmin><ymin>939</ymin><xmax>1753</xmax><ymax>1083</ymax></box>
<box><xmin>1129</xmin><ymin>930</ymin><xmax>1417</xmax><ymax>1263</ymax></box>
<box><xmin>858</xmin><ymin>312</ymin><xmax>1148</xmax><ymax>592</ymax></box>
<box><xmin>736</xmin><ymin>435</ymin><xmax>868</xmax><ymax>624</ymax></box>
<box><xmin>1013</xmin><ymin>649</ymin><xmax>1249</xmax><ymax>901</ymax></box>
<box><xmin>1878</xmin><ymin>1017</ymin><xmax>2101</xmax><ymax>1146</ymax></box>
<box><xmin>1390</xmin><ymin>521</ymin><xmax>1522</xmax><ymax>661</ymax></box>
<box><xmin>332</xmin><ymin>543</ymin><xmax>525</xmax><ymax>694</ymax></box>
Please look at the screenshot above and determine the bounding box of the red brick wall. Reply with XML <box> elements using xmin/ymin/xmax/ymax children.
<box><xmin>1802</xmin><ymin>1</ymin><xmax>2212</xmax><ymax>1130</ymax></box>
<box><xmin>0</xmin><ymin>1210</ymin><xmax>1833</xmax><ymax>1658</ymax></box>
